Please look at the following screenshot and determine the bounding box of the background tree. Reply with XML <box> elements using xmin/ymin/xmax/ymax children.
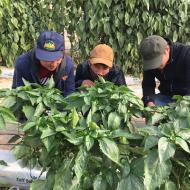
<box><xmin>64</xmin><ymin>0</ymin><xmax>190</xmax><ymax>75</ymax></box>
<box><xmin>0</xmin><ymin>0</ymin><xmax>64</xmax><ymax>67</ymax></box>
<box><xmin>0</xmin><ymin>0</ymin><xmax>190</xmax><ymax>76</ymax></box>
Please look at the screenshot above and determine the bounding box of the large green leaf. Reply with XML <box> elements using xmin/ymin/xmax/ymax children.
<box><xmin>13</xmin><ymin>145</ymin><xmax>30</xmax><ymax>159</ymax></box>
<box><xmin>158</xmin><ymin>137</ymin><xmax>176</xmax><ymax>162</ymax></box>
<box><xmin>187</xmin><ymin>112</ymin><xmax>190</xmax><ymax>127</ymax></box>
<box><xmin>93</xmin><ymin>173</ymin><xmax>107</xmax><ymax>190</ymax></box>
<box><xmin>118</xmin><ymin>103</ymin><xmax>127</xmax><ymax>114</ymax></box>
<box><xmin>130</xmin><ymin>158</ymin><xmax>144</xmax><ymax>178</ymax></box>
<box><xmin>23</xmin><ymin>122</ymin><xmax>36</xmax><ymax>132</ymax></box>
<box><xmin>98</xmin><ymin>137</ymin><xmax>119</xmax><ymax>164</ymax></box>
<box><xmin>88</xmin><ymin>121</ymin><xmax>100</xmax><ymax>130</ymax></box>
<box><xmin>85</xmin><ymin>135</ymin><xmax>94</xmax><ymax>151</ymax></box>
<box><xmin>178</xmin><ymin>129</ymin><xmax>190</xmax><ymax>141</ymax></box>
<box><xmin>112</xmin><ymin>129</ymin><xmax>142</xmax><ymax>139</ymax></box>
<box><xmin>67</xmin><ymin>137</ymin><xmax>84</xmax><ymax>145</ymax></box>
<box><xmin>165</xmin><ymin>181</ymin><xmax>177</xmax><ymax>190</ymax></box>
<box><xmin>121</xmin><ymin>159</ymin><xmax>130</xmax><ymax>177</ymax></box>
<box><xmin>44</xmin><ymin>171</ymin><xmax>55</xmax><ymax>190</ymax></box>
<box><xmin>0</xmin><ymin>114</ymin><xmax>6</xmax><ymax>129</ymax></box>
<box><xmin>144</xmin><ymin>136</ymin><xmax>159</xmax><ymax>150</ymax></box>
<box><xmin>144</xmin><ymin>150</ymin><xmax>172</xmax><ymax>190</ymax></box>
<box><xmin>116</xmin><ymin>174</ymin><xmax>144</xmax><ymax>190</ymax></box>
<box><xmin>105</xmin><ymin>0</ymin><xmax>112</xmax><ymax>8</ymax></box>
<box><xmin>17</xmin><ymin>91</ymin><xmax>29</xmax><ymax>100</ymax></box>
<box><xmin>137</xmin><ymin>32</ymin><xmax>143</xmax><ymax>45</ymax></box>
<box><xmin>70</xmin><ymin>108</ymin><xmax>79</xmax><ymax>128</ymax></box>
<box><xmin>30</xmin><ymin>180</ymin><xmax>46</xmax><ymax>190</ymax></box>
<box><xmin>23</xmin><ymin>105</ymin><xmax>35</xmax><ymax>120</ymax></box>
<box><xmin>13</xmin><ymin>32</ymin><xmax>19</xmax><ymax>43</ymax></box>
<box><xmin>160</xmin><ymin>123</ymin><xmax>173</xmax><ymax>138</ymax></box>
<box><xmin>74</xmin><ymin>148</ymin><xmax>88</xmax><ymax>182</ymax></box>
<box><xmin>150</xmin><ymin>113</ymin><xmax>166</xmax><ymax>125</ymax></box>
<box><xmin>34</xmin><ymin>102</ymin><xmax>45</xmax><ymax>117</ymax></box>
<box><xmin>137</xmin><ymin>126</ymin><xmax>160</xmax><ymax>136</ymax></box>
<box><xmin>108</xmin><ymin>112</ymin><xmax>121</xmax><ymax>129</ymax></box>
<box><xmin>53</xmin><ymin>159</ymin><xmax>74</xmax><ymax>190</ymax></box>
<box><xmin>82</xmin><ymin>104</ymin><xmax>90</xmax><ymax>115</ymax></box>
<box><xmin>175</xmin><ymin>137</ymin><xmax>190</xmax><ymax>153</ymax></box>
<box><xmin>86</xmin><ymin>109</ymin><xmax>92</xmax><ymax>124</ymax></box>
<box><xmin>42</xmin><ymin>136</ymin><xmax>55</xmax><ymax>152</ymax></box>
<box><xmin>41</xmin><ymin>127</ymin><xmax>56</xmax><ymax>139</ymax></box>
<box><xmin>143</xmin><ymin>0</ymin><xmax>150</xmax><ymax>10</ymax></box>
<box><xmin>11</xmin><ymin>17</ymin><xmax>19</xmax><ymax>27</ymax></box>
<box><xmin>61</xmin><ymin>131</ymin><xmax>84</xmax><ymax>145</ymax></box>
<box><xmin>47</xmin><ymin>77</ymin><xmax>55</xmax><ymax>89</ymax></box>
<box><xmin>1</xmin><ymin>96</ymin><xmax>16</xmax><ymax>108</ymax></box>
<box><xmin>116</xmin><ymin>32</ymin><xmax>125</xmax><ymax>48</ymax></box>
<box><xmin>0</xmin><ymin>107</ymin><xmax>16</xmax><ymax>123</ymax></box>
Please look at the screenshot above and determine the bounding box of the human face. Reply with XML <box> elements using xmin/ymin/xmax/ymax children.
<box><xmin>90</xmin><ymin>62</ymin><xmax>110</xmax><ymax>76</ymax></box>
<box><xmin>159</xmin><ymin>45</ymin><xmax>170</xmax><ymax>70</ymax></box>
<box><xmin>40</xmin><ymin>57</ymin><xmax>62</xmax><ymax>71</ymax></box>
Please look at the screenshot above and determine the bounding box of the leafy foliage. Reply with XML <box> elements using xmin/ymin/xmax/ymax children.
<box><xmin>0</xmin><ymin>0</ymin><xmax>65</xmax><ymax>66</ymax></box>
<box><xmin>63</xmin><ymin>0</ymin><xmax>190</xmax><ymax>75</ymax></box>
<box><xmin>1</xmin><ymin>79</ymin><xmax>190</xmax><ymax>189</ymax></box>
<box><xmin>0</xmin><ymin>106</ymin><xmax>17</xmax><ymax>129</ymax></box>
<box><xmin>0</xmin><ymin>78</ymin><xmax>145</xmax><ymax>189</ymax></box>
<box><xmin>142</xmin><ymin>96</ymin><xmax>190</xmax><ymax>189</ymax></box>
<box><xmin>0</xmin><ymin>78</ymin><xmax>66</xmax><ymax>120</ymax></box>
<box><xmin>1</xmin><ymin>0</ymin><xmax>190</xmax><ymax>75</ymax></box>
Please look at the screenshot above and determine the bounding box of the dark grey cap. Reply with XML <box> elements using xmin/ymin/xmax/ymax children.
<box><xmin>140</xmin><ymin>35</ymin><xmax>167</xmax><ymax>71</ymax></box>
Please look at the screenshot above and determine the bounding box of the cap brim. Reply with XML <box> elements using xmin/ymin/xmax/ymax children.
<box><xmin>143</xmin><ymin>55</ymin><xmax>162</xmax><ymax>71</ymax></box>
<box><xmin>35</xmin><ymin>48</ymin><xmax>63</xmax><ymax>61</ymax></box>
<box><xmin>90</xmin><ymin>58</ymin><xmax>113</xmax><ymax>68</ymax></box>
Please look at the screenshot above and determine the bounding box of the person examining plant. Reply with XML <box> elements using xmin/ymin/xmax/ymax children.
<box><xmin>12</xmin><ymin>31</ymin><xmax>75</xmax><ymax>96</ymax></box>
<box><xmin>75</xmin><ymin>44</ymin><xmax>126</xmax><ymax>88</ymax></box>
<box><xmin>140</xmin><ymin>35</ymin><xmax>190</xmax><ymax>106</ymax></box>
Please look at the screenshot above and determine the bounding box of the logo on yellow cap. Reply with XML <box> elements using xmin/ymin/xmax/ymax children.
<box><xmin>44</xmin><ymin>40</ymin><xmax>55</xmax><ymax>51</ymax></box>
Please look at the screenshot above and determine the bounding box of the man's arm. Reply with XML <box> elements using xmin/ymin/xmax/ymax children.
<box><xmin>75</xmin><ymin>63</ymin><xmax>95</xmax><ymax>88</ymax></box>
<box><xmin>12</xmin><ymin>58</ymin><xmax>25</xmax><ymax>89</ymax></box>
<box><xmin>75</xmin><ymin>64</ymin><xmax>84</xmax><ymax>88</ymax></box>
<box><xmin>142</xmin><ymin>70</ymin><xmax>156</xmax><ymax>106</ymax></box>
<box><xmin>109</xmin><ymin>66</ymin><xmax>126</xmax><ymax>86</ymax></box>
<box><xmin>114</xmin><ymin>70</ymin><xmax>126</xmax><ymax>86</ymax></box>
<box><xmin>184</xmin><ymin>50</ymin><xmax>190</xmax><ymax>95</ymax></box>
<box><xmin>63</xmin><ymin>59</ymin><xmax>75</xmax><ymax>96</ymax></box>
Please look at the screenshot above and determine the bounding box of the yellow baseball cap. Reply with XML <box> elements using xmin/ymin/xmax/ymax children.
<box><xmin>89</xmin><ymin>44</ymin><xmax>114</xmax><ymax>68</ymax></box>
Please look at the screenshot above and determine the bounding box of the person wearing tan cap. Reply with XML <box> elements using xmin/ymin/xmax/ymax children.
<box><xmin>75</xmin><ymin>44</ymin><xmax>126</xmax><ymax>88</ymax></box>
<box><xmin>140</xmin><ymin>35</ymin><xmax>190</xmax><ymax>107</ymax></box>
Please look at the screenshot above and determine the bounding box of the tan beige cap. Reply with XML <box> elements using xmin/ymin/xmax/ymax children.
<box><xmin>89</xmin><ymin>44</ymin><xmax>114</xmax><ymax>68</ymax></box>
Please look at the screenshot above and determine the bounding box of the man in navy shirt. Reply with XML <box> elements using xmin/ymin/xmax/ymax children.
<box><xmin>140</xmin><ymin>35</ymin><xmax>190</xmax><ymax>106</ymax></box>
<box><xmin>75</xmin><ymin>44</ymin><xmax>126</xmax><ymax>88</ymax></box>
<box><xmin>12</xmin><ymin>31</ymin><xmax>75</xmax><ymax>96</ymax></box>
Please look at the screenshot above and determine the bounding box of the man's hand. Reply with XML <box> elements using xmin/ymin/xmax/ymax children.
<box><xmin>82</xmin><ymin>80</ymin><xmax>95</xmax><ymax>87</ymax></box>
<box><xmin>147</xmin><ymin>102</ymin><xmax>156</xmax><ymax>107</ymax></box>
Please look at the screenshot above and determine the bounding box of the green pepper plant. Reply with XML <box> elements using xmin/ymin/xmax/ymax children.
<box><xmin>1</xmin><ymin>78</ymin><xmax>190</xmax><ymax>189</ymax></box>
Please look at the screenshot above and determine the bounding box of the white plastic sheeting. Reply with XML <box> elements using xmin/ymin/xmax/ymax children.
<box><xmin>0</xmin><ymin>150</ymin><xmax>46</xmax><ymax>189</ymax></box>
